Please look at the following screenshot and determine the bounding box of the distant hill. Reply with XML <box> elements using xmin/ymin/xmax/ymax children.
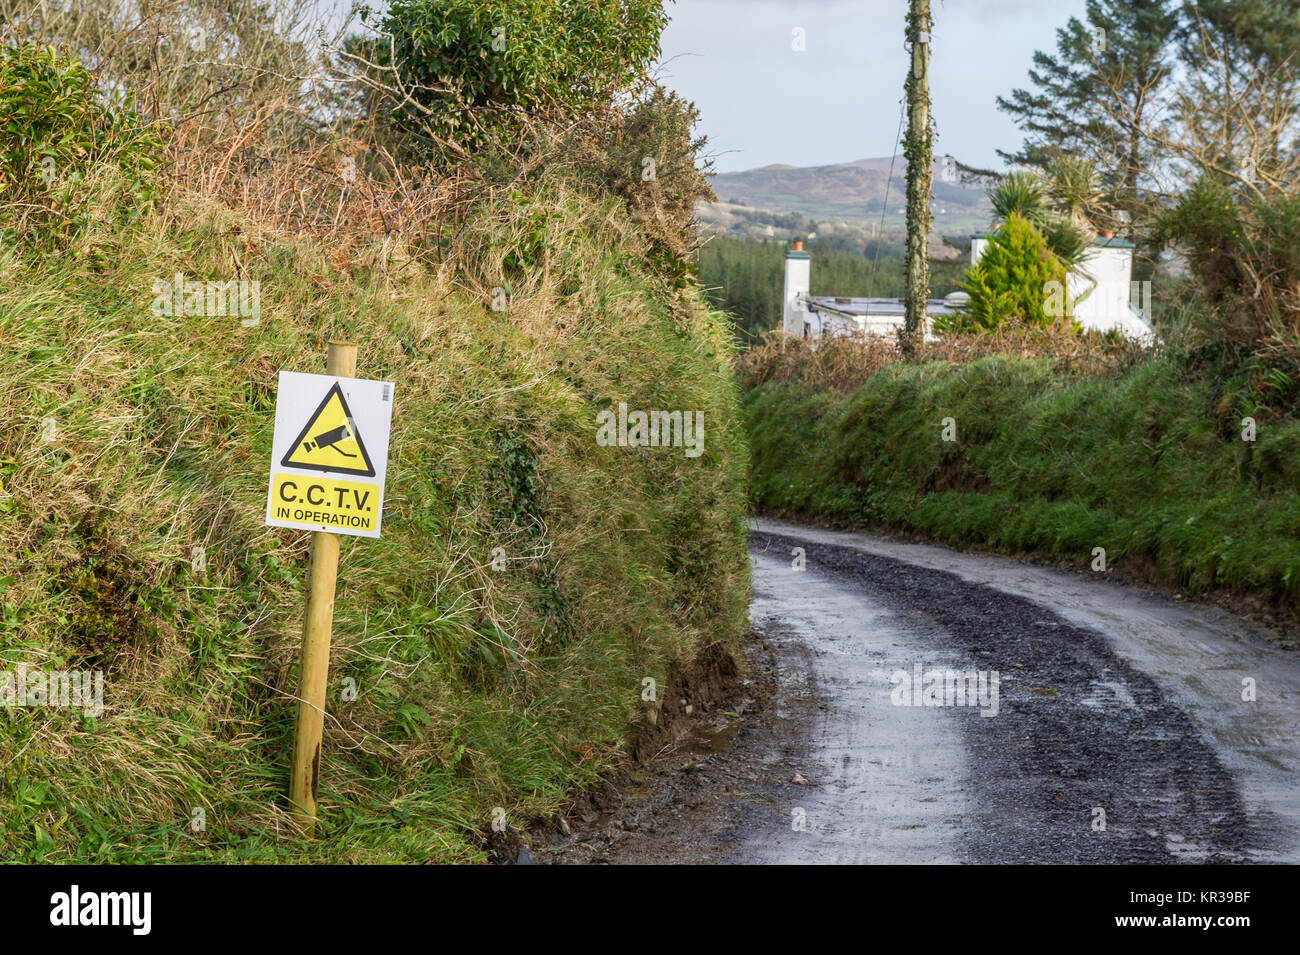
<box><xmin>697</xmin><ymin>155</ymin><xmax>992</xmax><ymax>256</ymax></box>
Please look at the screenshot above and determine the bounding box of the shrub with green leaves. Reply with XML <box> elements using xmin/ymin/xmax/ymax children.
<box><xmin>378</xmin><ymin>0</ymin><xmax>668</xmax><ymax>157</ymax></box>
<box><xmin>1157</xmin><ymin>177</ymin><xmax>1300</xmax><ymax>346</ymax></box>
<box><xmin>0</xmin><ymin>40</ymin><xmax>163</xmax><ymax>249</ymax></box>
<box><xmin>941</xmin><ymin>212</ymin><xmax>1071</xmax><ymax>333</ymax></box>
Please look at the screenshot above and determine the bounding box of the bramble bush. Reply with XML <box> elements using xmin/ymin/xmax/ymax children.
<box><xmin>1158</xmin><ymin>177</ymin><xmax>1300</xmax><ymax>347</ymax></box>
<box><xmin>587</xmin><ymin>84</ymin><xmax>715</xmax><ymax>287</ymax></box>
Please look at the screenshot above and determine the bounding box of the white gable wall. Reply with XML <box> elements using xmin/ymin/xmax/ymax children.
<box><xmin>1070</xmin><ymin>247</ymin><xmax>1149</xmax><ymax>337</ymax></box>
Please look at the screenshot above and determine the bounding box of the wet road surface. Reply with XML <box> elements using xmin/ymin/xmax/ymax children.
<box><xmin>742</xmin><ymin>520</ymin><xmax>1300</xmax><ymax>864</ymax></box>
<box><xmin>544</xmin><ymin>521</ymin><xmax>1299</xmax><ymax>863</ymax></box>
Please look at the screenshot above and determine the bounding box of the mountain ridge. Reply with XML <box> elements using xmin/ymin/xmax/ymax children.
<box><xmin>709</xmin><ymin>154</ymin><xmax>988</xmax><ymax>219</ymax></box>
<box><xmin>698</xmin><ymin>154</ymin><xmax>990</xmax><ymax>253</ymax></box>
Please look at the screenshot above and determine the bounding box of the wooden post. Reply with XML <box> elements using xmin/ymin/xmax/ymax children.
<box><xmin>288</xmin><ymin>340</ymin><xmax>357</xmax><ymax>828</ymax></box>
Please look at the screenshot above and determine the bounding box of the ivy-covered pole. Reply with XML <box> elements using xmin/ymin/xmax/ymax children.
<box><xmin>902</xmin><ymin>0</ymin><xmax>932</xmax><ymax>359</ymax></box>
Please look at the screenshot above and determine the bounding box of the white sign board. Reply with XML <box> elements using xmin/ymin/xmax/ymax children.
<box><xmin>265</xmin><ymin>371</ymin><xmax>394</xmax><ymax>538</ymax></box>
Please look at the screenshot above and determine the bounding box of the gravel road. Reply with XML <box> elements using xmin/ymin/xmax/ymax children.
<box><xmin>544</xmin><ymin>520</ymin><xmax>1299</xmax><ymax>864</ymax></box>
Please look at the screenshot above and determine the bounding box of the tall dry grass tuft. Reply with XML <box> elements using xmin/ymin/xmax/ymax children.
<box><xmin>0</xmin><ymin>0</ymin><xmax>489</xmax><ymax>264</ymax></box>
<box><xmin>167</xmin><ymin>113</ymin><xmax>467</xmax><ymax>265</ymax></box>
<box><xmin>735</xmin><ymin>330</ymin><xmax>900</xmax><ymax>394</ymax></box>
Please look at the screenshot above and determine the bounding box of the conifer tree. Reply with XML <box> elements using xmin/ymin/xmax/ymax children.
<box><xmin>996</xmin><ymin>0</ymin><xmax>1177</xmax><ymax>215</ymax></box>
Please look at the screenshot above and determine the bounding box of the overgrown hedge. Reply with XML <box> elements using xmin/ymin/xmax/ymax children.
<box><xmin>0</xmin><ymin>162</ymin><xmax>749</xmax><ymax>865</ymax></box>
<box><xmin>745</xmin><ymin>352</ymin><xmax>1300</xmax><ymax>602</ymax></box>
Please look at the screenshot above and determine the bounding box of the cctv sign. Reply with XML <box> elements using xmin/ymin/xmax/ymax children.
<box><xmin>265</xmin><ymin>371</ymin><xmax>394</xmax><ymax>538</ymax></box>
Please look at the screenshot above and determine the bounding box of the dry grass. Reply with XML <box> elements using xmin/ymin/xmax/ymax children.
<box><xmin>737</xmin><ymin>326</ymin><xmax>1153</xmax><ymax>394</ymax></box>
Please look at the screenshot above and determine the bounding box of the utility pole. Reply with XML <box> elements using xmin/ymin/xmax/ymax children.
<box><xmin>902</xmin><ymin>0</ymin><xmax>932</xmax><ymax>359</ymax></box>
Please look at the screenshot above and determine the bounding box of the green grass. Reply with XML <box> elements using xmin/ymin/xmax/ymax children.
<box><xmin>0</xmin><ymin>176</ymin><xmax>750</xmax><ymax>862</ymax></box>
<box><xmin>744</xmin><ymin>352</ymin><xmax>1300</xmax><ymax>602</ymax></box>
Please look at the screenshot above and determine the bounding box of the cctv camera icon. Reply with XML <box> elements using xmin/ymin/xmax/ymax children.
<box><xmin>302</xmin><ymin>423</ymin><xmax>358</xmax><ymax>458</ymax></box>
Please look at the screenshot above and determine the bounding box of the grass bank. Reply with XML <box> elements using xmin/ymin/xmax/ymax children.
<box><xmin>0</xmin><ymin>176</ymin><xmax>749</xmax><ymax>862</ymax></box>
<box><xmin>745</xmin><ymin>350</ymin><xmax>1300</xmax><ymax>608</ymax></box>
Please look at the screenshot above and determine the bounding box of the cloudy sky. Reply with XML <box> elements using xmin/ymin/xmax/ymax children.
<box><xmin>657</xmin><ymin>0</ymin><xmax>1089</xmax><ymax>173</ymax></box>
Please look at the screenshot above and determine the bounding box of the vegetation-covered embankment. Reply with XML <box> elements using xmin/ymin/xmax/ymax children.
<box><xmin>744</xmin><ymin>342</ymin><xmax>1300</xmax><ymax>609</ymax></box>
<box><xmin>0</xmin><ymin>176</ymin><xmax>749</xmax><ymax>862</ymax></box>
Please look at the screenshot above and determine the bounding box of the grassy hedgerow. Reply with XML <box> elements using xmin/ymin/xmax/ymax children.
<box><xmin>0</xmin><ymin>170</ymin><xmax>749</xmax><ymax>862</ymax></box>
<box><xmin>745</xmin><ymin>351</ymin><xmax>1300</xmax><ymax>604</ymax></box>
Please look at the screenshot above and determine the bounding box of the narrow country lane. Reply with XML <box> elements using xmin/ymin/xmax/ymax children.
<box><xmin>740</xmin><ymin>520</ymin><xmax>1300</xmax><ymax>863</ymax></box>
<box><xmin>736</xmin><ymin>542</ymin><xmax>972</xmax><ymax>863</ymax></box>
<box><xmin>549</xmin><ymin>519</ymin><xmax>1300</xmax><ymax>864</ymax></box>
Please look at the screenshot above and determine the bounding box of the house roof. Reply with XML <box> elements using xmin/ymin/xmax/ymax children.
<box><xmin>970</xmin><ymin>230</ymin><xmax>1135</xmax><ymax>249</ymax></box>
<box><xmin>806</xmin><ymin>295</ymin><xmax>961</xmax><ymax>317</ymax></box>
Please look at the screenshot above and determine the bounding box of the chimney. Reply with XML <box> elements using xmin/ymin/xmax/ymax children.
<box><xmin>783</xmin><ymin>241</ymin><xmax>811</xmax><ymax>336</ymax></box>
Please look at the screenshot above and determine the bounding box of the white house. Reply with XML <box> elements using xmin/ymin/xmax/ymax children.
<box><xmin>780</xmin><ymin>234</ymin><xmax>1155</xmax><ymax>341</ymax></box>
<box><xmin>781</xmin><ymin>241</ymin><xmax>959</xmax><ymax>341</ymax></box>
<box><xmin>970</xmin><ymin>230</ymin><xmax>1154</xmax><ymax>339</ymax></box>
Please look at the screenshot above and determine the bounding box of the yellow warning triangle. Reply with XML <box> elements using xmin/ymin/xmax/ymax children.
<box><xmin>281</xmin><ymin>382</ymin><xmax>376</xmax><ymax>476</ymax></box>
